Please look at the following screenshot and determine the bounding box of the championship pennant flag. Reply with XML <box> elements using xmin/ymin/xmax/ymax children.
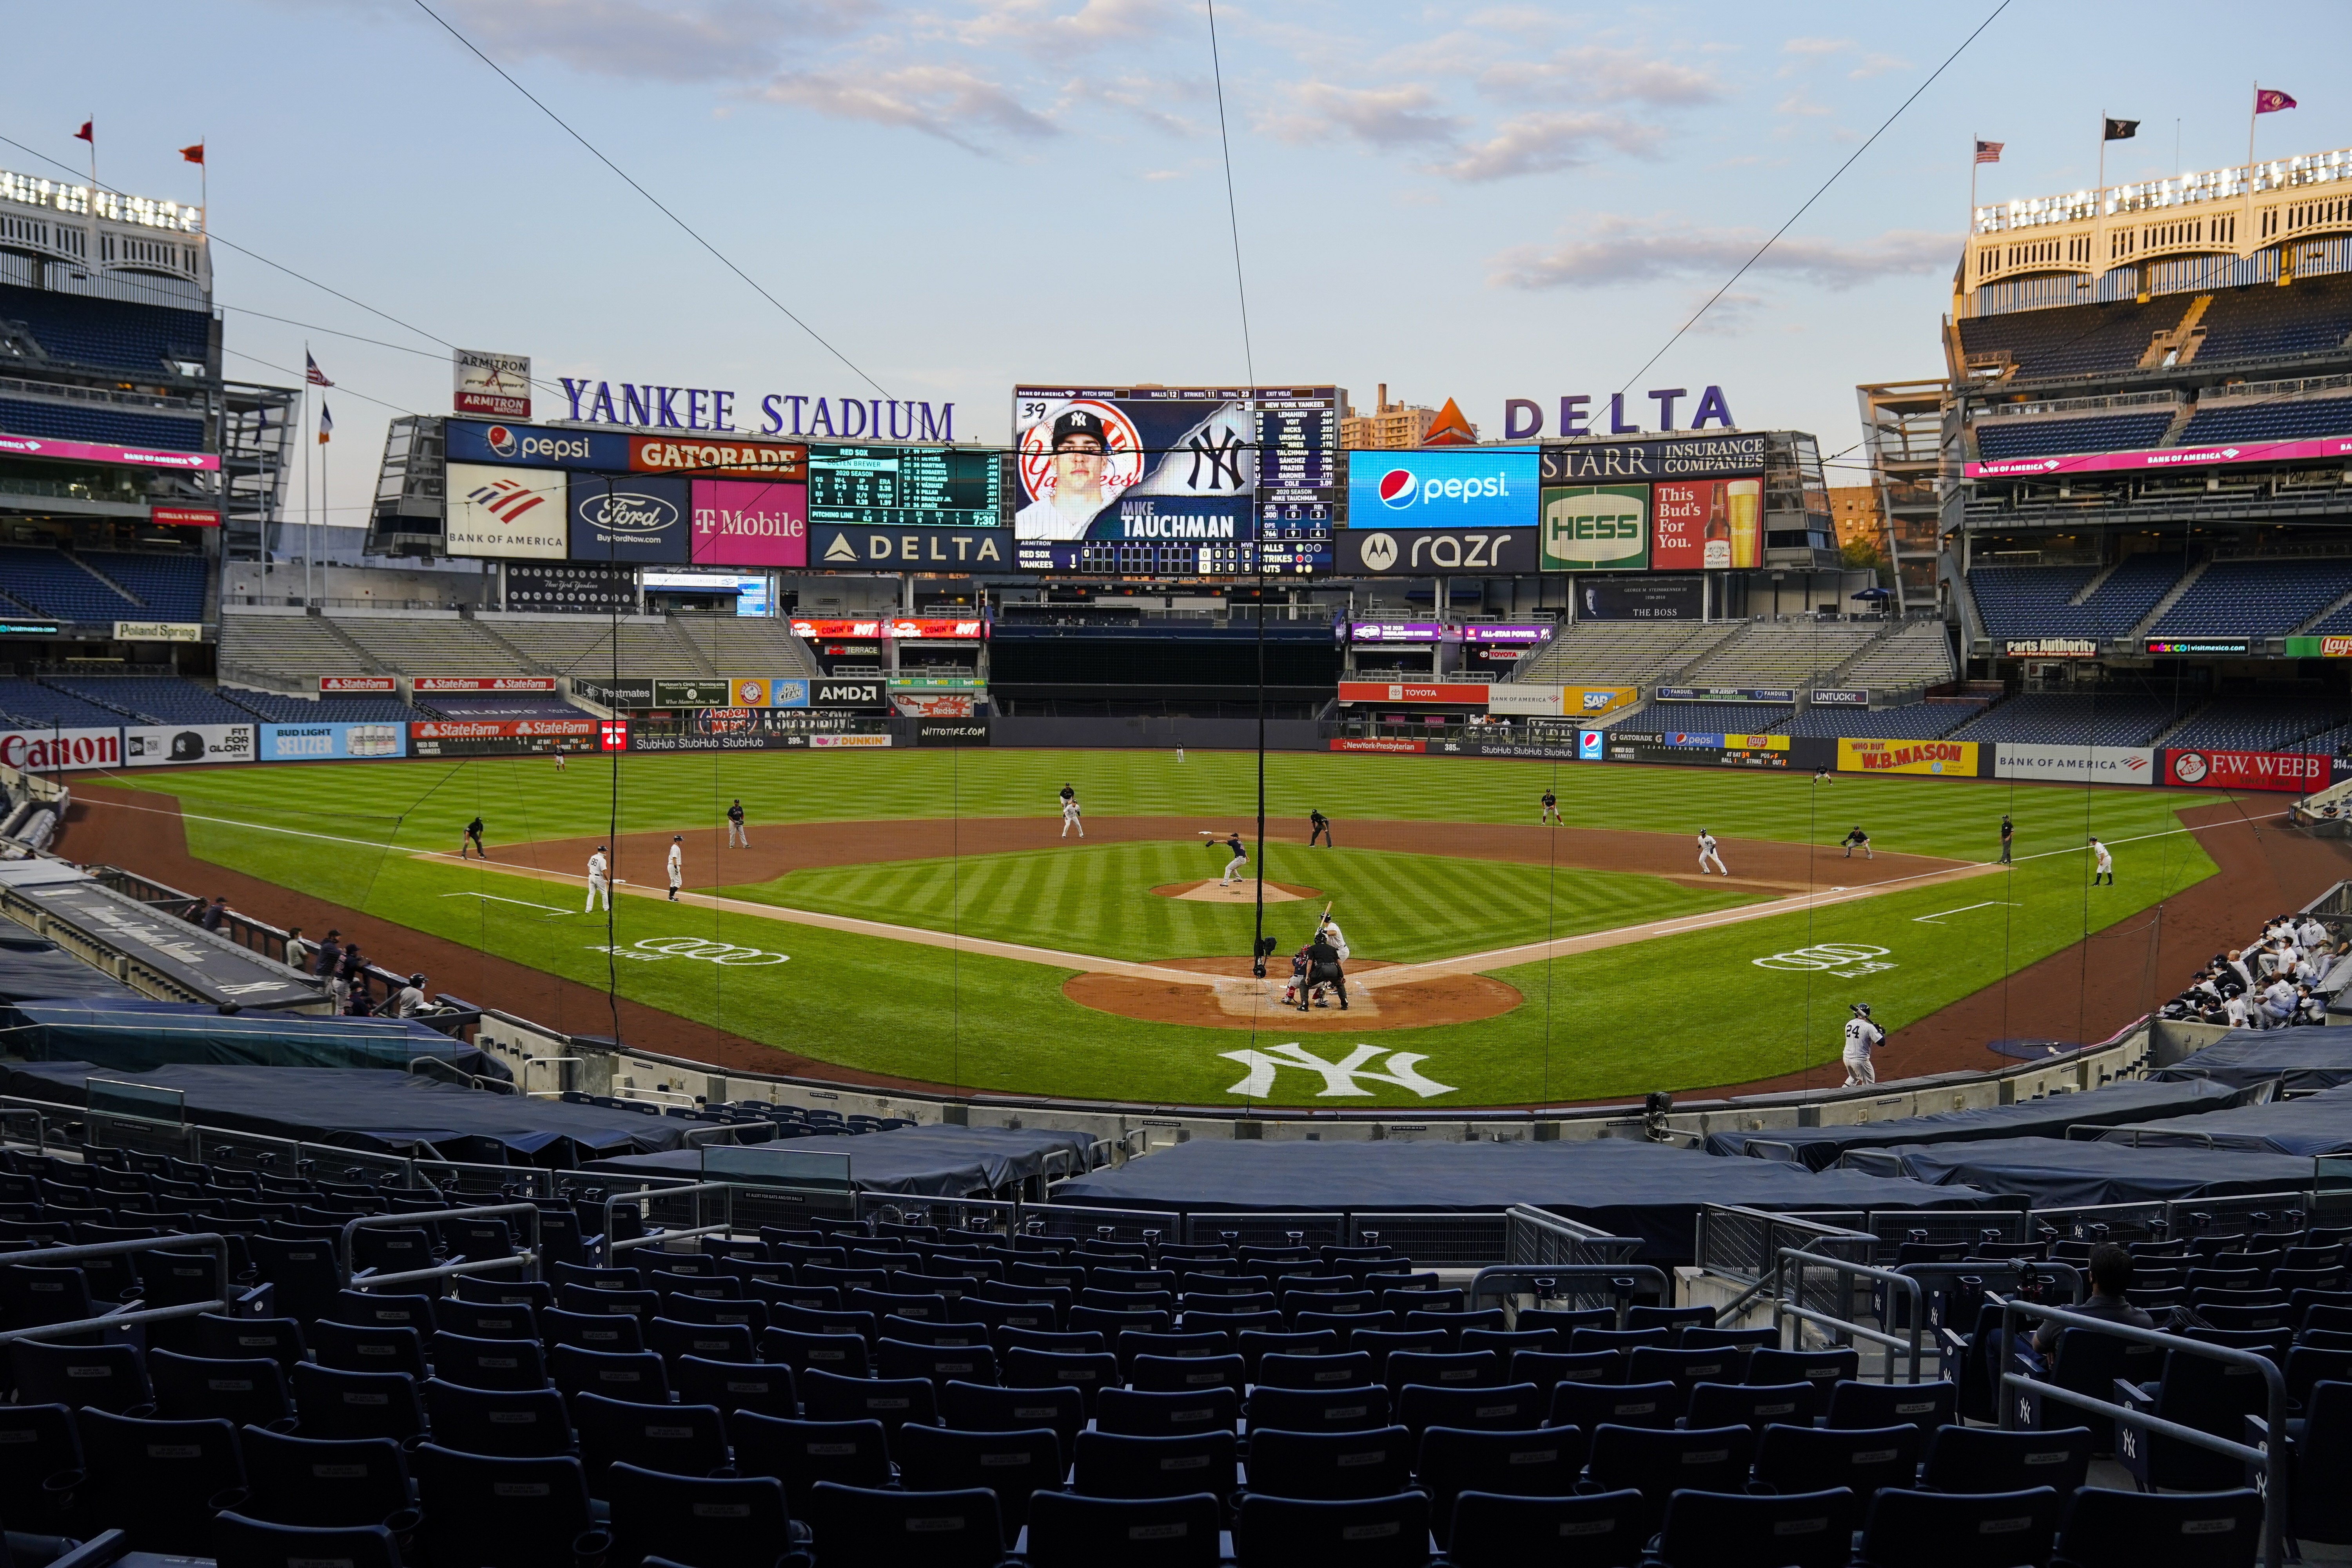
<box><xmin>2256</xmin><ymin>88</ymin><xmax>2298</xmax><ymax>114</ymax></box>
<box><xmin>1974</xmin><ymin>140</ymin><xmax>2003</xmax><ymax>164</ymax></box>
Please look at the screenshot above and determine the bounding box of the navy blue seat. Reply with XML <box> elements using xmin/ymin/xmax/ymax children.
<box><xmin>411</xmin><ymin>1444</ymin><xmax>600</xmax><ymax>1568</ymax></box>
<box><xmin>74</xmin><ymin>1409</ymin><xmax>245</xmax><ymax>1554</ymax></box>
<box><xmin>802</xmin><ymin>1481</ymin><xmax>1004</xmax><ymax>1568</ymax></box>
<box><xmin>729</xmin><ymin>1411</ymin><xmax>889</xmax><ymax>1515</ymax></box>
<box><xmin>1857</xmin><ymin>1486</ymin><xmax>2062</xmax><ymax>1568</ymax></box>
<box><xmin>1654</xmin><ymin>1487</ymin><xmax>1856</xmax><ymax>1568</ymax></box>
<box><xmin>942</xmin><ymin>1379</ymin><xmax>1087</xmax><ymax>1454</ymax></box>
<box><xmin>1024</xmin><ymin>1491</ymin><xmax>1220</xmax><ymax>1568</ymax></box>
<box><xmin>604</xmin><ymin>1464</ymin><xmax>792</xmax><ymax>1568</ymax></box>
<box><xmin>2051</xmin><ymin>1486</ymin><xmax>2263</xmax><ymax>1568</ymax></box>
<box><xmin>310</xmin><ymin>1320</ymin><xmax>428</xmax><ymax>1384</ymax></box>
<box><xmin>1231</xmin><ymin>1491</ymin><xmax>1430</xmax><ymax>1568</ymax></box>
<box><xmin>1414</xmin><ymin>1426</ymin><xmax>1582</xmax><ymax>1550</ymax></box>
<box><xmin>999</xmin><ymin>1346</ymin><xmax>1119</xmax><ymax>1413</ymax></box>
<box><xmin>675</xmin><ymin>1356</ymin><xmax>795</xmax><ymax>1433</ymax></box>
<box><xmin>550</xmin><ymin>1343</ymin><xmax>670</xmax><ymax>1406</ymax></box>
<box><xmin>289</xmin><ymin>1363</ymin><xmax>426</xmax><ymax>1442</ymax></box>
<box><xmin>238</xmin><ymin>1427</ymin><xmax>414</xmax><ymax>1531</ymax></box>
<box><xmin>1396</xmin><ymin>1380</ymin><xmax>1542</xmax><ymax>1437</ymax></box>
<box><xmin>1072</xmin><ymin>1428</ymin><xmax>1237</xmax><ymax>1504</ymax></box>
<box><xmin>1095</xmin><ymin>1384</ymin><xmax>1240</xmax><ymax>1438</ymax></box>
<box><xmin>1753</xmin><ymin>1422</ymin><xmax>1920</xmax><ymax>1504</ymax></box>
<box><xmin>1920</xmin><ymin>1423</ymin><xmax>2092</xmax><ymax>1496</ymax></box>
<box><xmin>421</xmin><ymin>1377</ymin><xmax>574</xmax><ymax>1458</ymax></box>
<box><xmin>1826</xmin><ymin>1376</ymin><xmax>1957</xmax><ymax>1433</ymax></box>
<box><xmin>1243</xmin><ymin>1425</ymin><xmax>1413</xmax><ymax>1501</ymax></box>
<box><xmin>574</xmin><ymin>1393</ymin><xmax>730</xmax><ymax>1496</ymax></box>
<box><xmin>1441</xmin><ymin>1490</ymin><xmax>1644</xmax><ymax>1568</ymax></box>
<box><xmin>1583</xmin><ymin>1423</ymin><xmax>1751</xmax><ymax>1534</ymax></box>
<box><xmin>795</xmin><ymin>1365</ymin><xmax>936</xmax><ymax>1434</ymax></box>
<box><xmin>1547</xmin><ymin>1378</ymin><xmax>1676</xmax><ymax>1432</ymax></box>
<box><xmin>148</xmin><ymin>1348</ymin><xmax>294</xmax><ymax>1428</ymax></box>
<box><xmin>894</xmin><ymin>1421</ymin><xmax>1063</xmax><ymax>1542</ymax></box>
<box><xmin>430</xmin><ymin>1330</ymin><xmax>546</xmax><ymax>1391</ymax></box>
<box><xmin>212</xmin><ymin>1514</ymin><xmax>400</xmax><ymax>1568</ymax></box>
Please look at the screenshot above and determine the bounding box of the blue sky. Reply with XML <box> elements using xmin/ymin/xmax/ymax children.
<box><xmin>11</xmin><ymin>0</ymin><xmax>2347</xmax><ymax>518</ymax></box>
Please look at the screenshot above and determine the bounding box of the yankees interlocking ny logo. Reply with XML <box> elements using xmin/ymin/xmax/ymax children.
<box><xmin>1185</xmin><ymin>428</ymin><xmax>1247</xmax><ymax>492</ymax></box>
<box><xmin>1220</xmin><ymin>1044</ymin><xmax>1457</xmax><ymax>1099</ymax></box>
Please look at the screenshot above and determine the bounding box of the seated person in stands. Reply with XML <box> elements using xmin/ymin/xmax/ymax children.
<box><xmin>2319</xmin><ymin>940</ymin><xmax>2352</xmax><ymax>985</ymax></box>
<box><xmin>2030</xmin><ymin>1243</ymin><xmax>2154</xmax><ymax>1357</ymax></box>
<box><xmin>2224</xmin><ymin>949</ymin><xmax>2256</xmax><ymax>990</ymax></box>
<box><xmin>2296</xmin><ymin>984</ymin><xmax>2326</xmax><ymax>1026</ymax></box>
<box><xmin>2298</xmin><ymin>915</ymin><xmax>2331</xmax><ymax>950</ymax></box>
<box><xmin>2223</xmin><ymin>989</ymin><xmax>2251</xmax><ymax>1029</ymax></box>
<box><xmin>2261</xmin><ymin>972</ymin><xmax>2299</xmax><ymax>1028</ymax></box>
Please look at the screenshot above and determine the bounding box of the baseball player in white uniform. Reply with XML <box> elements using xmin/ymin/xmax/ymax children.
<box><xmin>585</xmin><ymin>846</ymin><xmax>610</xmax><ymax>913</ymax></box>
<box><xmin>666</xmin><ymin>835</ymin><xmax>684</xmax><ymax>902</ymax></box>
<box><xmin>1697</xmin><ymin>829</ymin><xmax>1728</xmax><ymax>877</ymax></box>
<box><xmin>1059</xmin><ymin>784</ymin><xmax>1083</xmax><ymax>838</ymax></box>
<box><xmin>1842</xmin><ymin>1002</ymin><xmax>1884</xmax><ymax>1087</ymax></box>
<box><xmin>2091</xmin><ymin>837</ymin><xmax>2113</xmax><ymax>886</ymax></box>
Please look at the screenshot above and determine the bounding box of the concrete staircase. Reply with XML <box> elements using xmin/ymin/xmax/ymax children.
<box><xmin>2129</xmin><ymin>561</ymin><xmax>2210</xmax><ymax>639</ymax></box>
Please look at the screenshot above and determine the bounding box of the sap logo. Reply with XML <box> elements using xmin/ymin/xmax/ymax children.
<box><xmin>1581</xmin><ymin>691</ymin><xmax>1615</xmax><ymax>710</ymax></box>
<box><xmin>578</xmin><ymin>492</ymin><xmax>681</xmax><ymax>536</ymax></box>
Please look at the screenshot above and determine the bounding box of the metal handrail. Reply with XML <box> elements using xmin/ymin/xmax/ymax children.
<box><xmin>1773</xmin><ymin>1245</ymin><xmax>1928</xmax><ymax>1381</ymax></box>
<box><xmin>339</xmin><ymin>1203</ymin><xmax>544</xmax><ymax>1292</ymax></box>
<box><xmin>0</xmin><ymin>1232</ymin><xmax>233</xmax><ymax>1346</ymax></box>
<box><xmin>0</xmin><ymin>1105</ymin><xmax>44</xmax><ymax>1152</ymax></box>
<box><xmin>603</xmin><ymin>1181</ymin><xmax>740</xmax><ymax>1259</ymax></box>
<box><xmin>1466</xmin><ymin>1263</ymin><xmax>1674</xmax><ymax>1324</ymax></box>
<box><xmin>1994</xmin><ymin>1292</ymin><xmax>2290</xmax><ymax>1568</ymax></box>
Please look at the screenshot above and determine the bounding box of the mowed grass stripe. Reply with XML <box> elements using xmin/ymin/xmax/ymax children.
<box><xmin>737</xmin><ymin>841</ymin><xmax>1757</xmax><ymax>963</ymax></box>
<box><xmin>108</xmin><ymin>747</ymin><xmax>2222</xmax><ymax>867</ymax></box>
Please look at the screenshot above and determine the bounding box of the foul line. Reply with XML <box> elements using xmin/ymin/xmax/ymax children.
<box><xmin>1913</xmin><ymin>900</ymin><xmax>2019</xmax><ymax>925</ymax></box>
<box><xmin>441</xmin><ymin>891</ymin><xmax>573</xmax><ymax>916</ymax></box>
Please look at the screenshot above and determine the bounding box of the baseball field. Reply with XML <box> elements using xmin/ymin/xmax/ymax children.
<box><xmin>66</xmin><ymin>747</ymin><xmax>2267</xmax><ymax>1109</ymax></box>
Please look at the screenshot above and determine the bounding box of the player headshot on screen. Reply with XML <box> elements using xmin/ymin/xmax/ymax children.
<box><xmin>1017</xmin><ymin>408</ymin><xmax>1118</xmax><ymax>539</ymax></box>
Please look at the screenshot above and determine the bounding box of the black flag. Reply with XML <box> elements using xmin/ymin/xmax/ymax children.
<box><xmin>2103</xmin><ymin>118</ymin><xmax>2139</xmax><ymax>141</ymax></box>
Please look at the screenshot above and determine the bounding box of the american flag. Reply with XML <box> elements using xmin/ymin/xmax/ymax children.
<box><xmin>305</xmin><ymin>352</ymin><xmax>332</xmax><ymax>387</ymax></box>
<box><xmin>1974</xmin><ymin>140</ymin><xmax>2003</xmax><ymax>164</ymax></box>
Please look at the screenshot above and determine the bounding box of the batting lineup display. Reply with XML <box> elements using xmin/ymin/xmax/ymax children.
<box><xmin>1010</xmin><ymin>385</ymin><xmax>1344</xmax><ymax>575</ymax></box>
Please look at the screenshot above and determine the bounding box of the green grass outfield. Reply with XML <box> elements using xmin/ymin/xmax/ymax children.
<box><xmin>98</xmin><ymin>750</ymin><xmax>2229</xmax><ymax>1107</ymax></box>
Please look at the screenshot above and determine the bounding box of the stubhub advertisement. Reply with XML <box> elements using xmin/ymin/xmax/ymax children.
<box><xmin>261</xmin><ymin>722</ymin><xmax>408</xmax><ymax>761</ymax></box>
<box><xmin>1347</xmin><ymin>449</ymin><xmax>1538</xmax><ymax>532</ymax></box>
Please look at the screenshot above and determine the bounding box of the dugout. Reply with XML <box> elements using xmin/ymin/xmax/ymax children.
<box><xmin>0</xmin><ymin>998</ymin><xmax>501</xmax><ymax>1078</ymax></box>
<box><xmin>587</xmin><ymin>1123</ymin><xmax>1098</xmax><ymax>1198</ymax></box>
<box><xmin>2152</xmin><ymin>1029</ymin><xmax>2352</xmax><ymax>1093</ymax></box>
<box><xmin>2086</xmin><ymin>1082</ymin><xmax>2352</xmax><ymax>1157</ymax></box>
<box><xmin>1837</xmin><ymin>1136</ymin><xmax>2326</xmax><ymax>1207</ymax></box>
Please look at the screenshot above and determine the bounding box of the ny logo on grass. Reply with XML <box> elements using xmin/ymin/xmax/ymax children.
<box><xmin>1220</xmin><ymin>1044</ymin><xmax>1457</xmax><ymax>1100</ymax></box>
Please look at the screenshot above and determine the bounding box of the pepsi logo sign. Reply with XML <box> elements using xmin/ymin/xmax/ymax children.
<box><xmin>1377</xmin><ymin>470</ymin><xmax>1417</xmax><ymax>509</ymax></box>
<box><xmin>485</xmin><ymin>425</ymin><xmax>519</xmax><ymax>458</ymax></box>
<box><xmin>579</xmin><ymin>491</ymin><xmax>681</xmax><ymax>535</ymax></box>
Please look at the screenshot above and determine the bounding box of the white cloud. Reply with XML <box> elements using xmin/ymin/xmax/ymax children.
<box><xmin>762</xmin><ymin>63</ymin><xmax>1059</xmax><ymax>151</ymax></box>
<box><xmin>956</xmin><ymin>0</ymin><xmax>1183</xmax><ymax>54</ymax></box>
<box><xmin>1848</xmin><ymin>52</ymin><xmax>1909</xmax><ymax>79</ymax></box>
<box><xmin>1490</xmin><ymin>216</ymin><xmax>1958</xmax><ymax>290</ymax></box>
<box><xmin>1479</xmin><ymin>45</ymin><xmax>1723</xmax><ymax>106</ymax></box>
<box><xmin>1425</xmin><ymin>110</ymin><xmax>1664</xmax><ymax>181</ymax></box>
<box><xmin>1259</xmin><ymin>82</ymin><xmax>1464</xmax><ymax>149</ymax></box>
<box><xmin>419</xmin><ymin>0</ymin><xmax>866</xmax><ymax>82</ymax></box>
<box><xmin>1781</xmin><ymin>36</ymin><xmax>1853</xmax><ymax>57</ymax></box>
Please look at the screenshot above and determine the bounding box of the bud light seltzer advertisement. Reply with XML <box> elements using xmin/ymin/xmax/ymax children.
<box><xmin>1010</xmin><ymin>386</ymin><xmax>1341</xmax><ymax>566</ymax></box>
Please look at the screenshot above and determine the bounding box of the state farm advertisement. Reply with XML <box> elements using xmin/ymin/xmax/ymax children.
<box><xmin>320</xmin><ymin>676</ymin><xmax>398</xmax><ymax>693</ymax></box>
<box><xmin>0</xmin><ymin>727</ymin><xmax>120</xmax><ymax>771</ymax></box>
<box><xmin>412</xmin><ymin>677</ymin><xmax>558</xmax><ymax>692</ymax></box>
<box><xmin>2164</xmin><ymin>748</ymin><xmax>2329</xmax><ymax>793</ymax></box>
<box><xmin>411</xmin><ymin>719</ymin><xmax>595</xmax><ymax>740</ymax></box>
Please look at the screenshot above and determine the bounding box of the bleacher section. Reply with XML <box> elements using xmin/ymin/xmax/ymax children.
<box><xmin>1953</xmin><ymin>296</ymin><xmax>2189</xmax><ymax>379</ymax></box>
<box><xmin>2162</xmin><ymin>695</ymin><xmax>2352</xmax><ymax>753</ymax></box>
<box><xmin>1606</xmin><ymin>701</ymin><xmax>1791</xmax><ymax>734</ymax></box>
<box><xmin>1512</xmin><ymin>620</ymin><xmax>1740</xmax><ymax>686</ymax></box>
<box><xmin>2149</xmin><ymin>557</ymin><xmax>2352</xmax><ymax>636</ymax></box>
<box><xmin>1973</xmin><ymin>412</ymin><xmax>2173</xmax><ymax>461</ymax></box>
<box><xmin>2189</xmin><ymin>272</ymin><xmax>2352</xmax><ymax>366</ymax></box>
<box><xmin>44</xmin><ymin>677</ymin><xmax>257</xmax><ymax>725</ymax></box>
<box><xmin>327</xmin><ymin>613</ymin><xmax>545</xmax><ymax>676</ymax></box>
<box><xmin>472</xmin><ymin>615</ymin><xmax>712</xmax><ymax>679</ymax></box>
<box><xmin>1780</xmin><ymin>702</ymin><xmax>1982</xmax><ymax>739</ymax></box>
<box><xmin>1949</xmin><ymin>692</ymin><xmax>2189</xmax><ymax>746</ymax></box>
<box><xmin>83</xmin><ymin>549</ymin><xmax>207</xmax><ymax>622</ymax></box>
<box><xmin>0</xmin><ymin>678</ymin><xmax>130</xmax><ymax>728</ymax></box>
<box><xmin>1832</xmin><ymin>620</ymin><xmax>1955</xmax><ymax>688</ymax></box>
<box><xmin>0</xmin><ymin>280</ymin><xmax>213</xmax><ymax>376</ymax></box>
<box><xmin>221</xmin><ymin>611</ymin><xmax>382</xmax><ymax>682</ymax></box>
<box><xmin>1968</xmin><ymin>555</ymin><xmax>2184</xmax><ymax>640</ymax></box>
<box><xmin>2178</xmin><ymin>393</ymin><xmax>2352</xmax><ymax>447</ymax></box>
<box><xmin>0</xmin><ymin>395</ymin><xmax>205</xmax><ymax>453</ymax></box>
<box><xmin>1675</xmin><ymin>622</ymin><xmax>1878</xmax><ymax>688</ymax></box>
<box><xmin>672</xmin><ymin>615</ymin><xmax>826</xmax><ymax>679</ymax></box>
<box><xmin>222</xmin><ymin>688</ymin><xmax>420</xmax><ymax>724</ymax></box>
<box><xmin>0</xmin><ymin>544</ymin><xmax>140</xmax><ymax>623</ymax></box>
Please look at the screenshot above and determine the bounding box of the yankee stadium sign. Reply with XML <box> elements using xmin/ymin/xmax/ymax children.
<box><xmin>556</xmin><ymin>379</ymin><xmax>954</xmax><ymax>442</ymax></box>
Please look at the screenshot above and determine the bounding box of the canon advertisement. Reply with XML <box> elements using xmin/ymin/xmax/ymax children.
<box><xmin>0</xmin><ymin>728</ymin><xmax>122</xmax><ymax>772</ymax></box>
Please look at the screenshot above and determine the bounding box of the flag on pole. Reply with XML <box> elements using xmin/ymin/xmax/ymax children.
<box><xmin>179</xmin><ymin>143</ymin><xmax>205</xmax><ymax>165</ymax></box>
<box><xmin>318</xmin><ymin>403</ymin><xmax>333</xmax><ymax>445</ymax></box>
<box><xmin>73</xmin><ymin>120</ymin><xmax>92</xmax><ymax>143</ymax></box>
<box><xmin>1975</xmin><ymin>140</ymin><xmax>2004</xmax><ymax>164</ymax></box>
<box><xmin>2103</xmin><ymin>118</ymin><xmax>2139</xmax><ymax>141</ymax></box>
<box><xmin>305</xmin><ymin>352</ymin><xmax>332</xmax><ymax>387</ymax></box>
<box><xmin>2255</xmin><ymin>89</ymin><xmax>2298</xmax><ymax>114</ymax></box>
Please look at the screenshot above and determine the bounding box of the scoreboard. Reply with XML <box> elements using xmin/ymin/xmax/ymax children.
<box><xmin>1010</xmin><ymin>384</ymin><xmax>1343</xmax><ymax>576</ymax></box>
<box><xmin>806</xmin><ymin>443</ymin><xmax>999</xmax><ymax>530</ymax></box>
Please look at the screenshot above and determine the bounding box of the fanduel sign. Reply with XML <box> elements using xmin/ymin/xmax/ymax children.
<box><xmin>1502</xmin><ymin>387</ymin><xmax>1737</xmax><ymax>441</ymax></box>
<box><xmin>558</xmin><ymin>380</ymin><xmax>954</xmax><ymax>442</ymax></box>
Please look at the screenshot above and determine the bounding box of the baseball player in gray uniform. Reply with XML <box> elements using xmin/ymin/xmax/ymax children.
<box><xmin>1842</xmin><ymin>1002</ymin><xmax>1884</xmax><ymax>1087</ymax></box>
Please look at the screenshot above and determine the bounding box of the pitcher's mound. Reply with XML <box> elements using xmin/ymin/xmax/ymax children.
<box><xmin>1154</xmin><ymin>879</ymin><xmax>1319</xmax><ymax>904</ymax></box>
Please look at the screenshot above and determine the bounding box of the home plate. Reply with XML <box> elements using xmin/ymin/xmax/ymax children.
<box><xmin>1207</xmin><ymin>972</ymin><xmax>1379</xmax><ymax>1018</ymax></box>
<box><xmin>1153</xmin><ymin>880</ymin><xmax>1318</xmax><ymax>904</ymax></box>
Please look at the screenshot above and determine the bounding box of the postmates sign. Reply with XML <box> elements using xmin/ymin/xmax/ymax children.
<box><xmin>1838</xmin><ymin>738</ymin><xmax>1979</xmax><ymax>776</ymax></box>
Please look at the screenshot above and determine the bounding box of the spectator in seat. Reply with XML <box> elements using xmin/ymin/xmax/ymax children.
<box><xmin>2296</xmin><ymin>985</ymin><xmax>2326</xmax><ymax>1027</ymax></box>
<box><xmin>2223</xmin><ymin>989</ymin><xmax>2251</xmax><ymax>1030</ymax></box>
<box><xmin>284</xmin><ymin>925</ymin><xmax>310</xmax><ymax>973</ymax></box>
<box><xmin>197</xmin><ymin>895</ymin><xmax>229</xmax><ymax>932</ymax></box>
<box><xmin>2262</xmin><ymin>971</ymin><xmax>2298</xmax><ymax>1029</ymax></box>
<box><xmin>2298</xmin><ymin>915</ymin><xmax>2330</xmax><ymax>950</ymax></box>
<box><xmin>390</xmin><ymin>974</ymin><xmax>427</xmax><ymax>1018</ymax></box>
<box><xmin>2031</xmin><ymin>1243</ymin><xmax>2153</xmax><ymax>1356</ymax></box>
